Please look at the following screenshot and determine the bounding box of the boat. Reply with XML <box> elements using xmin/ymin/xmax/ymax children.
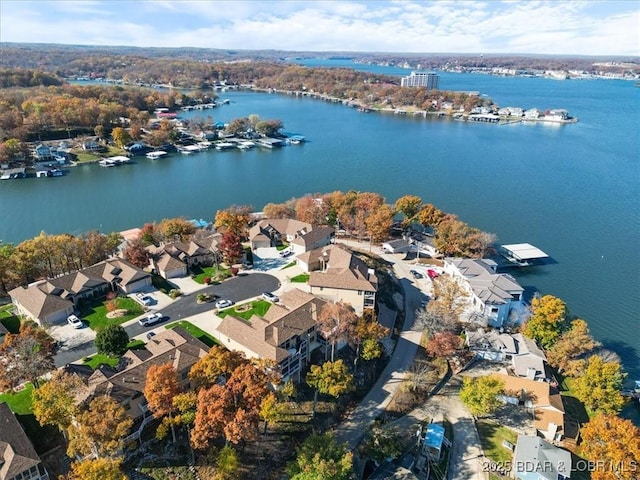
<box><xmin>110</xmin><ymin>155</ymin><xmax>131</xmax><ymax>165</ymax></box>
<box><xmin>146</xmin><ymin>150</ymin><xmax>168</xmax><ymax>159</ymax></box>
<box><xmin>237</xmin><ymin>141</ymin><xmax>256</xmax><ymax>149</ymax></box>
<box><xmin>214</xmin><ymin>142</ymin><xmax>236</xmax><ymax>151</ymax></box>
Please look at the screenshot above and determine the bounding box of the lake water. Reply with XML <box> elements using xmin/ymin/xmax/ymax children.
<box><xmin>0</xmin><ymin>62</ymin><xmax>638</xmax><ymax>408</ymax></box>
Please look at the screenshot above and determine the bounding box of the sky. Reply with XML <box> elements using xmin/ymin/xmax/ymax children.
<box><xmin>1</xmin><ymin>0</ymin><xmax>638</xmax><ymax>56</ymax></box>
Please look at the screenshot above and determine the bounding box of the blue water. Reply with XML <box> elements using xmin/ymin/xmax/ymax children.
<box><xmin>0</xmin><ymin>65</ymin><xmax>638</xmax><ymax>409</ymax></box>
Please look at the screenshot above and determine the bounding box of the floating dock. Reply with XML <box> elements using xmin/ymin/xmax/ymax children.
<box><xmin>499</xmin><ymin>243</ymin><xmax>549</xmax><ymax>267</ymax></box>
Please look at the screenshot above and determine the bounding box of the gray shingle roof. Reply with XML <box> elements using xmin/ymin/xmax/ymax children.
<box><xmin>0</xmin><ymin>403</ymin><xmax>42</xmax><ymax>480</ymax></box>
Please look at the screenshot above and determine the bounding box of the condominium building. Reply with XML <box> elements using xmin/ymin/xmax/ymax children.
<box><xmin>400</xmin><ymin>71</ymin><xmax>440</xmax><ymax>89</ymax></box>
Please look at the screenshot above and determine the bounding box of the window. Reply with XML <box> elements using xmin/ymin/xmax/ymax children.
<box><xmin>491</xmin><ymin>307</ymin><xmax>499</xmax><ymax>314</ymax></box>
<box><xmin>513</xmin><ymin>294</ymin><xmax>521</xmax><ymax>301</ymax></box>
<box><xmin>357</xmin><ymin>290</ymin><xmax>363</xmax><ymax>295</ymax></box>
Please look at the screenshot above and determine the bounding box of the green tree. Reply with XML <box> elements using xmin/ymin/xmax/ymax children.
<box><xmin>523</xmin><ymin>294</ymin><xmax>568</xmax><ymax>349</ymax></box>
<box><xmin>573</xmin><ymin>355</ymin><xmax>626</xmax><ymax>414</ymax></box>
<box><xmin>255</xmin><ymin>119</ymin><xmax>283</xmax><ymax>137</ymax></box>
<box><xmin>94</xmin><ymin>324</ymin><xmax>129</xmax><ymax>356</ymax></box>
<box><xmin>215</xmin><ymin>445</ymin><xmax>239</xmax><ymax>480</ymax></box>
<box><xmin>360</xmin><ymin>423</ymin><xmax>404</xmax><ymax>463</ymax></box>
<box><xmin>460</xmin><ymin>376</ymin><xmax>504</xmax><ymax>417</ymax></box>
<box><xmin>306</xmin><ymin>360</ymin><xmax>353</xmax><ymax>417</ymax></box>
<box><xmin>287</xmin><ymin>432</ymin><xmax>354</xmax><ymax>480</ymax></box>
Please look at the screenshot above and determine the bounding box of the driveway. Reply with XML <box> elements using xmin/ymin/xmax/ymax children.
<box><xmin>54</xmin><ymin>272</ymin><xmax>279</xmax><ymax>367</ymax></box>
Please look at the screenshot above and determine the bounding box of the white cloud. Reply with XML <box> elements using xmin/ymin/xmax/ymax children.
<box><xmin>0</xmin><ymin>0</ymin><xmax>638</xmax><ymax>55</ymax></box>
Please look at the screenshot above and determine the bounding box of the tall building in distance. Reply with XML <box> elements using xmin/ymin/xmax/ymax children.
<box><xmin>400</xmin><ymin>71</ymin><xmax>440</xmax><ymax>89</ymax></box>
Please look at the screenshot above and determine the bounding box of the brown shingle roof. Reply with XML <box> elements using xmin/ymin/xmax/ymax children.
<box><xmin>308</xmin><ymin>245</ymin><xmax>377</xmax><ymax>292</ymax></box>
<box><xmin>0</xmin><ymin>403</ymin><xmax>42</xmax><ymax>480</ymax></box>
<box><xmin>9</xmin><ymin>282</ymin><xmax>73</xmax><ymax>320</ymax></box>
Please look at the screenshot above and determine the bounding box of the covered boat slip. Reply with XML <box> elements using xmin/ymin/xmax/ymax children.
<box><xmin>500</xmin><ymin>243</ymin><xmax>549</xmax><ymax>266</ymax></box>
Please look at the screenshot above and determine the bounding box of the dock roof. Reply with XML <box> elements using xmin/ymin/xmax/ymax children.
<box><xmin>501</xmin><ymin>243</ymin><xmax>549</xmax><ymax>261</ymax></box>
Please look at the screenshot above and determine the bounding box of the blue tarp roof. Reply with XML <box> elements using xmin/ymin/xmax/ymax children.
<box><xmin>423</xmin><ymin>424</ymin><xmax>445</xmax><ymax>450</ymax></box>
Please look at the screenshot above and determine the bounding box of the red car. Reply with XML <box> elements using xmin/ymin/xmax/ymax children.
<box><xmin>427</xmin><ymin>269</ymin><xmax>439</xmax><ymax>279</ymax></box>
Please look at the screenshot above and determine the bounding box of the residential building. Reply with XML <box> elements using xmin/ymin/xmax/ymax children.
<box><xmin>9</xmin><ymin>259</ymin><xmax>151</xmax><ymax>326</ymax></box>
<box><xmin>381</xmin><ymin>238</ymin><xmax>412</xmax><ymax>254</ymax></box>
<box><xmin>149</xmin><ymin>233</ymin><xmax>221</xmax><ymax>278</ymax></box>
<box><xmin>214</xmin><ymin>289</ymin><xmax>327</xmax><ymax>381</ymax></box>
<box><xmin>443</xmin><ymin>258</ymin><xmax>524</xmax><ymax>328</ymax></box>
<box><xmin>400</xmin><ymin>71</ymin><xmax>440</xmax><ymax>89</ymax></box>
<box><xmin>249</xmin><ymin>219</ymin><xmax>333</xmax><ymax>254</ymax></box>
<box><xmin>496</xmin><ymin>374</ymin><xmax>565</xmax><ymax>442</ymax></box>
<box><xmin>304</xmin><ymin>245</ymin><xmax>377</xmax><ymax>315</ymax></box>
<box><xmin>466</xmin><ymin>330</ymin><xmax>550</xmax><ymax>381</ymax></box>
<box><xmin>64</xmin><ymin>327</ymin><xmax>209</xmax><ymax>440</ymax></box>
<box><xmin>0</xmin><ymin>402</ymin><xmax>50</xmax><ymax>480</ymax></box>
<box><xmin>512</xmin><ymin>434</ymin><xmax>571</xmax><ymax>480</ymax></box>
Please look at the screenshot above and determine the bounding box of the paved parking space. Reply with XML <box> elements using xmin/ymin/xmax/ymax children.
<box><xmin>49</xmin><ymin>321</ymin><xmax>96</xmax><ymax>350</ymax></box>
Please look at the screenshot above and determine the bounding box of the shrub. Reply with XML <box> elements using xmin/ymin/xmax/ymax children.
<box><xmin>105</xmin><ymin>299</ymin><xmax>118</xmax><ymax>313</ymax></box>
<box><xmin>169</xmin><ymin>289</ymin><xmax>183</xmax><ymax>299</ymax></box>
<box><xmin>204</xmin><ymin>277</ymin><xmax>211</xmax><ymax>285</ymax></box>
<box><xmin>231</xmin><ymin>267</ymin><xmax>239</xmax><ymax>276</ymax></box>
<box><xmin>106</xmin><ymin>291</ymin><xmax>117</xmax><ymax>301</ymax></box>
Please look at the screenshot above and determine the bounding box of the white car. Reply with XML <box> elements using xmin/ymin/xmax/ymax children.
<box><xmin>67</xmin><ymin>314</ymin><xmax>83</xmax><ymax>329</ymax></box>
<box><xmin>279</xmin><ymin>249</ymin><xmax>293</xmax><ymax>257</ymax></box>
<box><xmin>215</xmin><ymin>299</ymin><xmax>234</xmax><ymax>309</ymax></box>
<box><xmin>136</xmin><ymin>293</ymin><xmax>153</xmax><ymax>306</ymax></box>
<box><xmin>139</xmin><ymin>312</ymin><xmax>163</xmax><ymax>327</ymax></box>
<box><xmin>262</xmin><ymin>292</ymin><xmax>279</xmax><ymax>303</ymax></box>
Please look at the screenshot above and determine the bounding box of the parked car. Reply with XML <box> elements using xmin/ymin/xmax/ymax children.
<box><xmin>410</xmin><ymin>270</ymin><xmax>423</xmax><ymax>279</ymax></box>
<box><xmin>139</xmin><ymin>312</ymin><xmax>163</xmax><ymax>327</ymax></box>
<box><xmin>215</xmin><ymin>299</ymin><xmax>234</xmax><ymax>309</ymax></box>
<box><xmin>279</xmin><ymin>249</ymin><xmax>293</xmax><ymax>257</ymax></box>
<box><xmin>427</xmin><ymin>269</ymin><xmax>440</xmax><ymax>279</ymax></box>
<box><xmin>262</xmin><ymin>291</ymin><xmax>279</xmax><ymax>303</ymax></box>
<box><xmin>135</xmin><ymin>293</ymin><xmax>153</xmax><ymax>306</ymax></box>
<box><xmin>67</xmin><ymin>314</ymin><xmax>83</xmax><ymax>329</ymax></box>
<box><xmin>146</xmin><ymin>331</ymin><xmax>156</xmax><ymax>340</ymax></box>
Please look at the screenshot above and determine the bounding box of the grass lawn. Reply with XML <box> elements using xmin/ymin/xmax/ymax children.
<box><xmin>72</xmin><ymin>145</ymin><xmax>128</xmax><ymax>163</ymax></box>
<box><xmin>290</xmin><ymin>273</ymin><xmax>310</xmax><ymax>283</ymax></box>
<box><xmin>0</xmin><ymin>304</ymin><xmax>21</xmax><ymax>333</ymax></box>
<box><xmin>165</xmin><ymin>320</ymin><xmax>218</xmax><ymax>347</ymax></box>
<box><xmin>82</xmin><ymin>339</ymin><xmax>148</xmax><ymax>369</ymax></box>
<box><xmin>476</xmin><ymin>420</ymin><xmax>518</xmax><ymax>464</ymax></box>
<box><xmin>191</xmin><ymin>265</ymin><xmax>231</xmax><ymax>284</ymax></box>
<box><xmin>0</xmin><ymin>383</ymin><xmax>34</xmax><ymax>414</ymax></box>
<box><xmin>560</xmin><ymin>377</ymin><xmax>593</xmax><ymax>422</ymax></box>
<box><xmin>79</xmin><ymin>296</ymin><xmax>144</xmax><ymax>330</ymax></box>
<box><xmin>217</xmin><ymin>300</ymin><xmax>272</xmax><ymax>320</ymax></box>
<box><xmin>282</xmin><ymin>261</ymin><xmax>296</xmax><ymax>269</ymax></box>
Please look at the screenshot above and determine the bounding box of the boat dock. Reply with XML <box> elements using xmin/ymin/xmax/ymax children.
<box><xmin>498</xmin><ymin>243</ymin><xmax>549</xmax><ymax>267</ymax></box>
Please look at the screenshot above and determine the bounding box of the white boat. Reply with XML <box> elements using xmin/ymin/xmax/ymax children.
<box><xmin>110</xmin><ymin>155</ymin><xmax>131</xmax><ymax>165</ymax></box>
<box><xmin>99</xmin><ymin>159</ymin><xmax>115</xmax><ymax>167</ymax></box>
<box><xmin>146</xmin><ymin>150</ymin><xmax>168</xmax><ymax>159</ymax></box>
<box><xmin>215</xmin><ymin>142</ymin><xmax>236</xmax><ymax>150</ymax></box>
<box><xmin>237</xmin><ymin>141</ymin><xmax>255</xmax><ymax>149</ymax></box>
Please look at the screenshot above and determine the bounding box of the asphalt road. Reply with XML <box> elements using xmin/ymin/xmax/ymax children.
<box><xmin>54</xmin><ymin>273</ymin><xmax>279</xmax><ymax>367</ymax></box>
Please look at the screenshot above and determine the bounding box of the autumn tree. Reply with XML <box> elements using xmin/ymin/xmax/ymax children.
<box><xmin>144</xmin><ymin>363</ymin><xmax>182</xmax><ymax>442</ymax></box>
<box><xmin>94</xmin><ymin>324</ymin><xmax>129</xmax><ymax>356</ymax></box>
<box><xmin>351</xmin><ymin>314</ymin><xmax>389</xmax><ymax>364</ymax></box>
<box><xmin>67</xmin><ymin>396</ymin><xmax>133</xmax><ymax>458</ymax></box>
<box><xmin>295</xmin><ymin>195</ymin><xmax>330</xmax><ymax>225</ymax></box>
<box><xmin>460</xmin><ymin>376</ymin><xmax>504</xmax><ymax>417</ymax></box>
<box><xmin>580</xmin><ymin>414</ymin><xmax>640</xmax><ymax>480</ymax></box>
<box><xmin>365</xmin><ymin>204</ymin><xmax>394</xmax><ymax>244</ymax></box>
<box><xmin>319</xmin><ymin>302</ymin><xmax>358</xmax><ymax>361</ymax></box>
<box><xmin>189</xmin><ymin>346</ymin><xmax>246</xmax><ymax>388</ymax></box>
<box><xmin>546</xmin><ymin>319</ymin><xmax>599</xmax><ymax>376</ymax></box>
<box><xmin>123</xmin><ymin>237</ymin><xmax>150</xmax><ymax>269</ymax></box>
<box><xmin>191</xmin><ymin>363</ymin><xmax>271</xmax><ymax>448</ymax></box>
<box><xmin>572</xmin><ymin>355</ymin><xmax>626</xmax><ymax>414</ymax></box>
<box><xmin>214</xmin><ymin>205</ymin><xmax>253</xmax><ymax>237</ymax></box>
<box><xmin>426</xmin><ymin>331</ymin><xmax>463</xmax><ymax>358</ymax></box>
<box><xmin>394</xmin><ymin>195</ymin><xmax>423</xmax><ymax>225</ymax></box>
<box><xmin>0</xmin><ymin>241</ymin><xmax>16</xmax><ymax>295</ymax></box>
<box><xmin>32</xmin><ymin>371</ymin><xmax>83</xmax><ymax>435</ymax></box>
<box><xmin>259</xmin><ymin>391</ymin><xmax>283</xmax><ymax>435</ymax></box>
<box><xmin>67</xmin><ymin>457</ymin><xmax>128</xmax><ymax>480</ymax></box>
<box><xmin>225</xmin><ymin>117</ymin><xmax>249</xmax><ymax>136</ymax></box>
<box><xmin>255</xmin><ymin>119</ymin><xmax>283</xmax><ymax>137</ymax></box>
<box><xmin>425</xmin><ymin>275</ymin><xmax>469</xmax><ymax>327</ymax></box>
<box><xmin>219</xmin><ymin>230</ymin><xmax>244</xmax><ymax>266</ymax></box>
<box><xmin>111</xmin><ymin>126</ymin><xmax>130</xmax><ymax>148</ymax></box>
<box><xmin>523</xmin><ymin>294</ymin><xmax>568</xmax><ymax>349</ymax></box>
<box><xmin>287</xmin><ymin>432</ymin><xmax>354</xmax><ymax>480</ymax></box>
<box><xmin>417</xmin><ymin>203</ymin><xmax>446</xmax><ymax>227</ymax></box>
<box><xmin>263</xmin><ymin>199</ymin><xmax>297</xmax><ymax>219</ymax></box>
<box><xmin>306</xmin><ymin>360</ymin><xmax>354</xmax><ymax>417</ymax></box>
<box><xmin>157</xmin><ymin>217</ymin><xmax>196</xmax><ymax>242</ymax></box>
<box><xmin>0</xmin><ymin>323</ymin><xmax>57</xmax><ymax>390</ymax></box>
